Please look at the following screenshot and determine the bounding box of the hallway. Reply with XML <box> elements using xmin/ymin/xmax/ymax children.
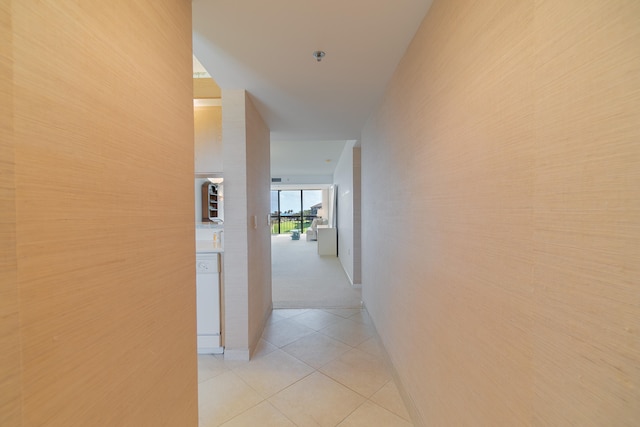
<box><xmin>198</xmin><ymin>308</ymin><xmax>413</xmax><ymax>426</ymax></box>
<box><xmin>271</xmin><ymin>234</ymin><xmax>362</xmax><ymax>309</ymax></box>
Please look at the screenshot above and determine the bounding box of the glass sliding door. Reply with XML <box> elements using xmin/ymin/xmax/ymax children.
<box><xmin>302</xmin><ymin>189</ymin><xmax>322</xmax><ymax>231</ymax></box>
<box><xmin>270</xmin><ymin>190</ymin><xmax>281</xmax><ymax>234</ymax></box>
<box><xmin>279</xmin><ymin>190</ymin><xmax>302</xmax><ymax>233</ymax></box>
<box><xmin>271</xmin><ymin>189</ymin><xmax>323</xmax><ymax>235</ymax></box>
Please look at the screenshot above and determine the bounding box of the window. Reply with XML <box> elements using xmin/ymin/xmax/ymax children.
<box><xmin>270</xmin><ymin>189</ymin><xmax>322</xmax><ymax>234</ymax></box>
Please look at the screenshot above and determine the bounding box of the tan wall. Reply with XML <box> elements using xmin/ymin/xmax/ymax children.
<box><xmin>334</xmin><ymin>141</ymin><xmax>356</xmax><ymax>284</ymax></box>
<box><xmin>193</xmin><ymin>78</ymin><xmax>222</xmax><ymax>99</ymax></box>
<box><xmin>361</xmin><ymin>0</ymin><xmax>640</xmax><ymax>425</ymax></box>
<box><xmin>352</xmin><ymin>147</ymin><xmax>361</xmax><ymax>284</ymax></box>
<box><xmin>221</xmin><ymin>90</ymin><xmax>250</xmax><ymax>357</ymax></box>
<box><xmin>0</xmin><ymin>1</ymin><xmax>22</xmax><ymax>424</ymax></box>
<box><xmin>222</xmin><ymin>90</ymin><xmax>272</xmax><ymax>359</ymax></box>
<box><xmin>194</xmin><ymin>106</ymin><xmax>223</xmax><ymax>173</ymax></box>
<box><xmin>245</xmin><ymin>94</ymin><xmax>272</xmax><ymax>353</ymax></box>
<box><xmin>3</xmin><ymin>1</ymin><xmax>198</xmax><ymax>425</ymax></box>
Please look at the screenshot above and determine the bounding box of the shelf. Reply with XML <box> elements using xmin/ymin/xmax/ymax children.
<box><xmin>202</xmin><ymin>182</ymin><xmax>220</xmax><ymax>222</ymax></box>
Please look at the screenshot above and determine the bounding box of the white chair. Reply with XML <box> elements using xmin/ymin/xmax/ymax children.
<box><xmin>306</xmin><ymin>217</ymin><xmax>326</xmax><ymax>241</ymax></box>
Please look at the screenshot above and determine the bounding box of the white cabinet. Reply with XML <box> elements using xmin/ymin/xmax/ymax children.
<box><xmin>317</xmin><ymin>226</ymin><xmax>337</xmax><ymax>256</ymax></box>
<box><xmin>196</xmin><ymin>253</ymin><xmax>223</xmax><ymax>354</ymax></box>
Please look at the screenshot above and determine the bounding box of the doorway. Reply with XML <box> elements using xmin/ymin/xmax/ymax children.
<box><xmin>270</xmin><ymin>187</ymin><xmax>361</xmax><ymax>308</ymax></box>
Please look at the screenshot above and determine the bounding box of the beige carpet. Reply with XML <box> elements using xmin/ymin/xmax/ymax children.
<box><xmin>271</xmin><ymin>234</ymin><xmax>362</xmax><ymax>308</ymax></box>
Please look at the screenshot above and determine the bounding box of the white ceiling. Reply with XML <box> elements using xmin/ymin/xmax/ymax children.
<box><xmin>192</xmin><ymin>0</ymin><xmax>433</xmax><ymax>177</ymax></box>
<box><xmin>270</xmin><ymin>139</ymin><xmax>351</xmax><ymax>177</ymax></box>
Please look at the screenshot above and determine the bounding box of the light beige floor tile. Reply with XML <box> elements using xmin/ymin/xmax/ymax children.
<box><xmin>348</xmin><ymin>310</ymin><xmax>373</xmax><ymax>326</ymax></box>
<box><xmin>319</xmin><ymin>318</ymin><xmax>374</xmax><ymax>347</ymax></box>
<box><xmin>337</xmin><ymin>400</ymin><xmax>413</xmax><ymax>427</ymax></box>
<box><xmin>269</xmin><ymin>372</ymin><xmax>366</xmax><ymax>427</ymax></box>
<box><xmin>216</xmin><ymin>340</ymin><xmax>276</xmax><ymax>372</ymax></box>
<box><xmin>319</xmin><ymin>348</ymin><xmax>391</xmax><ymax>398</ymax></box>
<box><xmin>265</xmin><ymin>311</ymin><xmax>288</xmax><ymax>326</ymax></box>
<box><xmin>198</xmin><ymin>370</ymin><xmax>264</xmax><ymax>427</ymax></box>
<box><xmin>274</xmin><ymin>308</ymin><xmax>309</xmax><ymax>318</ymax></box>
<box><xmin>290</xmin><ymin>309</ymin><xmax>343</xmax><ymax>331</ymax></box>
<box><xmin>198</xmin><ymin>354</ymin><xmax>229</xmax><ymax>383</ymax></box>
<box><xmin>252</xmin><ymin>338</ymin><xmax>278</xmax><ymax>359</ymax></box>
<box><xmin>370</xmin><ymin>380</ymin><xmax>411</xmax><ymax>421</ymax></box>
<box><xmin>208</xmin><ymin>352</ymin><xmax>252</xmax><ymax>371</ymax></box>
<box><xmin>355</xmin><ymin>337</ymin><xmax>385</xmax><ymax>359</ymax></box>
<box><xmin>323</xmin><ymin>308</ymin><xmax>363</xmax><ymax>318</ymax></box>
<box><xmin>281</xmin><ymin>332</ymin><xmax>352</xmax><ymax>369</ymax></box>
<box><xmin>233</xmin><ymin>349</ymin><xmax>314</xmax><ymax>398</ymax></box>
<box><xmin>220</xmin><ymin>401</ymin><xmax>296</xmax><ymax>427</ymax></box>
<box><xmin>217</xmin><ymin>358</ymin><xmax>252</xmax><ymax>372</ymax></box>
<box><xmin>262</xmin><ymin>318</ymin><xmax>316</xmax><ymax>348</ymax></box>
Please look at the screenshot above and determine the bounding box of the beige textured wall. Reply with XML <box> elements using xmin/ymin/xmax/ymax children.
<box><xmin>334</xmin><ymin>141</ymin><xmax>356</xmax><ymax>283</ymax></box>
<box><xmin>194</xmin><ymin>106</ymin><xmax>223</xmax><ymax>173</ymax></box>
<box><xmin>193</xmin><ymin>78</ymin><xmax>221</xmax><ymax>99</ymax></box>
<box><xmin>245</xmin><ymin>94</ymin><xmax>272</xmax><ymax>354</ymax></box>
<box><xmin>222</xmin><ymin>90</ymin><xmax>271</xmax><ymax>359</ymax></box>
<box><xmin>361</xmin><ymin>0</ymin><xmax>640</xmax><ymax>425</ymax></box>
<box><xmin>0</xmin><ymin>1</ymin><xmax>21</xmax><ymax>424</ymax></box>
<box><xmin>3</xmin><ymin>1</ymin><xmax>198</xmax><ymax>425</ymax></box>
<box><xmin>352</xmin><ymin>147</ymin><xmax>361</xmax><ymax>284</ymax></box>
<box><xmin>221</xmin><ymin>90</ymin><xmax>250</xmax><ymax>358</ymax></box>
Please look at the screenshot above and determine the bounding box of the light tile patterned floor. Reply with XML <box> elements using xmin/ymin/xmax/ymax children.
<box><xmin>198</xmin><ymin>308</ymin><xmax>413</xmax><ymax>427</ymax></box>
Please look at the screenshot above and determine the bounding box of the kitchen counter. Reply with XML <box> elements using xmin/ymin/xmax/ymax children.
<box><xmin>196</xmin><ymin>240</ymin><xmax>224</xmax><ymax>253</ymax></box>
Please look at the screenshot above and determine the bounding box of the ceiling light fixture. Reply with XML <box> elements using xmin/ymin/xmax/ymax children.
<box><xmin>312</xmin><ymin>50</ymin><xmax>326</xmax><ymax>62</ymax></box>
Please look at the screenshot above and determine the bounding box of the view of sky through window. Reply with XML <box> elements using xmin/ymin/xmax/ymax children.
<box><xmin>271</xmin><ymin>190</ymin><xmax>322</xmax><ymax>214</ymax></box>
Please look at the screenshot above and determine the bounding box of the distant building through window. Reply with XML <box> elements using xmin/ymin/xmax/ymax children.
<box><xmin>270</xmin><ymin>190</ymin><xmax>322</xmax><ymax>234</ymax></box>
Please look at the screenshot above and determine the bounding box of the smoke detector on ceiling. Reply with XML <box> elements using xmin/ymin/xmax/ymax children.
<box><xmin>312</xmin><ymin>51</ymin><xmax>326</xmax><ymax>62</ymax></box>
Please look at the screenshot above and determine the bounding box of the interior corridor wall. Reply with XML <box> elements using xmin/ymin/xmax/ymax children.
<box><xmin>245</xmin><ymin>93</ymin><xmax>272</xmax><ymax>355</ymax></box>
<box><xmin>334</xmin><ymin>141</ymin><xmax>356</xmax><ymax>284</ymax></box>
<box><xmin>194</xmin><ymin>105</ymin><xmax>223</xmax><ymax>223</ymax></box>
<box><xmin>361</xmin><ymin>0</ymin><xmax>640</xmax><ymax>425</ymax></box>
<box><xmin>222</xmin><ymin>90</ymin><xmax>272</xmax><ymax>359</ymax></box>
<box><xmin>2</xmin><ymin>1</ymin><xmax>197</xmax><ymax>425</ymax></box>
<box><xmin>194</xmin><ymin>106</ymin><xmax>223</xmax><ymax>173</ymax></box>
<box><xmin>0</xmin><ymin>1</ymin><xmax>20</xmax><ymax>423</ymax></box>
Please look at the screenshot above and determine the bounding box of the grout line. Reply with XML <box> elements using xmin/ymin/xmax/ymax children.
<box><xmin>201</xmin><ymin>308</ymin><xmax>413</xmax><ymax>426</ymax></box>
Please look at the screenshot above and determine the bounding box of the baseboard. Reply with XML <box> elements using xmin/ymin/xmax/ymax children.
<box><xmin>362</xmin><ymin>303</ymin><xmax>425</xmax><ymax>427</ymax></box>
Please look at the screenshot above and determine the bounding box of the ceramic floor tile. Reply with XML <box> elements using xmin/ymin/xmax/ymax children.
<box><xmin>252</xmin><ymin>339</ymin><xmax>278</xmax><ymax>359</ymax></box>
<box><xmin>262</xmin><ymin>318</ymin><xmax>316</xmax><ymax>348</ymax></box>
<box><xmin>348</xmin><ymin>310</ymin><xmax>373</xmax><ymax>326</ymax></box>
<box><xmin>232</xmin><ymin>349</ymin><xmax>314</xmax><ymax>398</ymax></box>
<box><xmin>355</xmin><ymin>337</ymin><xmax>385</xmax><ymax>359</ymax></box>
<box><xmin>198</xmin><ymin>354</ymin><xmax>229</xmax><ymax>383</ymax></box>
<box><xmin>323</xmin><ymin>308</ymin><xmax>363</xmax><ymax>318</ymax></box>
<box><xmin>265</xmin><ymin>311</ymin><xmax>288</xmax><ymax>326</ymax></box>
<box><xmin>281</xmin><ymin>332</ymin><xmax>352</xmax><ymax>369</ymax></box>
<box><xmin>198</xmin><ymin>370</ymin><xmax>264</xmax><ymax>427</ymax></box>
<box><xmin>289</xmin><ymin>309</ymin><xmax>343</xmax><ymax>331</ymax></box>
<box><xmin>274</xmin><ymin>308</ymin><xmax>309</xmax><ymax>318</ymax></box>
<box><xmin>370</xmin><ymin>380</ymin><xmax>411</xmax><ymax>421</ymax></box>
<box><xmin>269</xmin><ymin>372</ymin><xmax>366</xmax><ymax>427</ymax></box>
<box><xmin>219</xmin><ymin>401</ymin><xmax>296</xmax><ymax>427</ymax></box>
<box><xmin>337</xmin><ymin>400</ymin><xmax>413</xmax><ymax>427</ymax></box>
<box><xmin>319</xmin><ymin>348</ymin><xmax>391</xmax><ymax>398</ymax></box>
<box><xmin>199</xmin><ymin>308</ymin><xmax>414</xmax><ymax>426</ymax></box>
<box><xmin>319</xmin><ymin>318</ymin><xmax>374</xmax><ymax>347</ymax></box>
